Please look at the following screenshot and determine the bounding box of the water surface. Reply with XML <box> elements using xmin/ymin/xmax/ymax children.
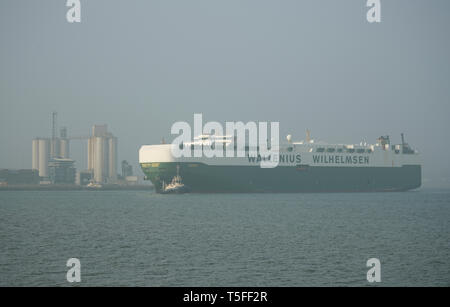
<box><xmin>0</xmin><ymin>189</ymin><xmax>449</xmax><ymax>286</ymax></box>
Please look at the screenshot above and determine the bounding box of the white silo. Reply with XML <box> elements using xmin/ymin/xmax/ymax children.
<box><xmin>108</xmin><ymin>137</ymin><xmax>118</xmax><ymax>182</ymax></box>
<box><xmin>38</xmin><ymin>139</ymin><xmax>50</xmax><ymax>178</ymax></box>
<box><xmin>94</xmin><ymin>137</ymin><xmax>104</xmax><ymax>183</ymax></box>
<box><xmin>103</xmin><ymin>138</ymin><xmax>110</xmax><ymax>181</ymax></box>
<box><xmin>32</xmin><ymin>139</ymin><xmax>40</xmax><ymax>170</ymax></box>
<box><xmin>88</xmin><ymin>137</ymin><xmax>95</xmax><ymax>171</ymax></box>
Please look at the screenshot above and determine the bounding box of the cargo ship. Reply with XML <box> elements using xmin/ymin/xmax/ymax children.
<box><xmin>139</xmin><ymin>133</ymin><xmax>421</xmax><ymax>193</ymax></box>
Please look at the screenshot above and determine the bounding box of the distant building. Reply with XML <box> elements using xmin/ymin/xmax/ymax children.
<box><xmin>0</xmin><ymin>169</ymin><xmax>40</xmax><ymax>185</ymax></box>
<box><xmin>77</xmin><ymin>170</ymin><xmax>93</xmax><ymax>186</ymax></box>
<box><xmin>92</xmin><ymin>124</ymin><xmax>108</xmax><ymax>137</ymax></box>
<box><xmin>121</xmin><ymin>160</ymin><xmax>133</xmax><ymax>178</ymax></box>
<box><xmin>87</xmin><ymin>125</ymin><xmax>117</xmax><ymax>184</ymax></box>
<box><xmin>32</xmin><ymin>129</ymin><xmax>70</xmax><ymax>180</ymax></box>
<box><xmin>32</xmin><ymin>138</ymin><xmax>51</xmax><ymax>179</ymax></box>
<box><xmin>48</xmin><ymin>159</ymin><xmax>76</xmax><ymax>184</ymax></box>
<box><xmin>32</xmin><ymin>116</ymin><xmax>119</xmax><ymax>185</ymax></box>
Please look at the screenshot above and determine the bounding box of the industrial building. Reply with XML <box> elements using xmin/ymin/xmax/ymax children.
<box><xmin>48</xmin><ymin>158</ymin><xmax>76</xmax><ymax>184</ymax></box>
<box><xmin>87</xmin><ymin>125</ymin><xmax>118</xmax><ymax>184</ymax></box>
<box><xmin>77</xmin><ymin>170</ymin><xmax>93</xmax><ymax>186</ymax></box>
<box><xmin>32</xmin><ymin>138</ymin><xmax>50</xmax><ymax>179</ymax></box>
<box><xmin>31</xmin><ymin>113</ymin><xmax>118</xmax><ymax>185</ymax></box>
<box><xmin>121</xmin><ymin>160</ymin><xmax>133</xmax><ymax>178</ymax></box>
<box><xmin>32</xmin><ymin>130</ymin><xmax>72</xmax><ymax>181</ymax></box>
<box><xmin>118</xmin><ymin>160</ymin><xmax>138</xmax><ymax>185</ymax></box>
<box><xmin>0</xmin><ymin>169</ymin><xmax>40</xmax><ymax>185</ymax></box>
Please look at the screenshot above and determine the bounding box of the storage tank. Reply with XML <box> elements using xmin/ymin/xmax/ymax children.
<box><xmin>108</xmin><ymin>137</ymin><xmax>118</xmax><ymax>182</ymax></box>
<box><xmin>88</xmin><ymin>137</ymin><xmax>94</xmax><ymax>171</ymax></box>
<box><xmin>32</xmin><ymin>139</ymin><xmax>39</xmax><ymax>170</ymax></box>
<box><xmin>103</xmin><ymin>138</ymin><xmax>110</xmax><ymax>181</ymax></box>
<box><xmin>94</xmin><ymin>137</ymin><xmax>104</xmax><ymax>183</ymax></box>
<box><xmin>38</xmin><ymin>139</ymin><xmax>50</xmax><ymax>178</ymax></box>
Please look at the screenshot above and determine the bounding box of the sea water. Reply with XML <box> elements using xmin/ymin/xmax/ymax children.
<box><xmin>0</xmin><ymin>189</ymin><xmax>449</xmax><ymax>286</ymax></box>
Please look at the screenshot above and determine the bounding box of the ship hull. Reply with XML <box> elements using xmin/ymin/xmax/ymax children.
<box><xmin>141</xmin><ymin>162</ymin><xmax>421</xmax><ymax>193</ymax></box>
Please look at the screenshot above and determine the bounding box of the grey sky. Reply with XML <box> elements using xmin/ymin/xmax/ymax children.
<box><xmin>1</xmin><ymin>0</ymin><xmax>449</xmax><ymax>187</ymax></box>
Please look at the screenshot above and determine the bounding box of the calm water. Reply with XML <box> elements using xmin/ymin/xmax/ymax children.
<box><xmin>0</xmin><ymin>189</ymin><xmax>449</xmax><ymax>286</ymax></box>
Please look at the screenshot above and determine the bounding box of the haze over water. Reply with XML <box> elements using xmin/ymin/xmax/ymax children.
<box><xmin>1</xmin><ymin>0</ymin><xmax>450</xmax><ymax>288</ymax></box>
<box><xmin>1</xmin><ymin>1</ymin><xmax>450</xmax><ymax>188</ymax></box>
<box><xmin>0</xmin><ymin>189</ymin><xmax>449</xmax><ymax>286</ymax></box>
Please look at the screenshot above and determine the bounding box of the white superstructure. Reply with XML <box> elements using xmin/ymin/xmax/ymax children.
<box><xmin>139</xmin><ymin>134</ymin><xmax>421</xmax><ymax>168</ymax></box>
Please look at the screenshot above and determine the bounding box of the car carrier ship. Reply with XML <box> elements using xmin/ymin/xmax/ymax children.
<box><xmin>139</xmin><ymin>132</ymin><xmax>421</xmax><ymax>193</ymax></box>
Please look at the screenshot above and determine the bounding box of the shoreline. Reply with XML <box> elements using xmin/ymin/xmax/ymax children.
<box><xmin>0</xmin><ymin>184</ymin><xmax>154</xmax><ymax>191</ymax></box>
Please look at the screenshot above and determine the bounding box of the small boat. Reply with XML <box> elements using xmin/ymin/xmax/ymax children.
<box><xmin>86</xmin><ymin>182</ymin><xmax>103</xmax><ymax>189</ymax></box>
<box><xmin>161</xmin><ymin>166</ymin><xmax>190</xmax><ymax>194</ymax></box>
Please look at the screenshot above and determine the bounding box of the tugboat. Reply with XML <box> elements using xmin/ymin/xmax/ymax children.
<box><xmin>161</xmin><ymin>165</ymin><xmax>190</xmax><ymax>194</ymax></box>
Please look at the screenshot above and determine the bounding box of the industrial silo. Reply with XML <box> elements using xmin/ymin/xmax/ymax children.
<box><xmin>88</xmin><ymin>137</ymin><xmax>95</xmax><ymax>171</ymax></box>
<box><xmin>32</xmin><ymin>139</ymin><xmax>39</xmax><ymax>170</ymax></box>
<box><xmin>108</xmin><ymin>137</ymin><xmax>118</xmax><ymax>182</ymax></box>
<box><xmin>94</xmin><ymin>137</ymin><xmax>104</xmax><ymax>183</ymax></box>
<box><xmin>38</xmin><ymin>139</ymin><xmax>50</xmax><ymax>178</ymax></box>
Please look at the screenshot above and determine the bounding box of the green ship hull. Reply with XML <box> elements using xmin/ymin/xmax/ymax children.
<box><xmin>141</xmin><ymin>162</ymin><xmax>421</xmax><ymax>193</ymax></box>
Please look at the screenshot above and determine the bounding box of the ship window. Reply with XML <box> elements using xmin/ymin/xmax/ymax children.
<box><xmin>356</xmin><ymin>149</ymin><xmax>365</xmax><ymax>154</ymax></box>
<box><xmin>316</xmin><ymin>148</ymin><xmax>325</xmax><ymax>152</ymax></box>
<box><xmin>337</xmin><ymin>148</ymin><xmax>343</xmax><ymax>153</ymax></box>
<box><xmin>367</xmin><ymin>149</ymin><xmax>373</xmax><ymax>153</ymax></box>
<box><xmin>326</xmin><ymin>148</ymin><xmax>335</xmax><ymax>153</ymax></box>
<box><xmin>287</xmin><ymin>146</ymin><xmax>293</xmax><ymax>152</ymax></box>
<box><xmin>347</xmin><ymin>148</ymin><xmax>355</xmax><ymax>153</ymax></box>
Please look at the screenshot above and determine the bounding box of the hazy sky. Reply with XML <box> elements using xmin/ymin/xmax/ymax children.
<box><xmin>1</xmin><ymin>0</ymin><xmax>449</xmax><ymax>187</ymax></box>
